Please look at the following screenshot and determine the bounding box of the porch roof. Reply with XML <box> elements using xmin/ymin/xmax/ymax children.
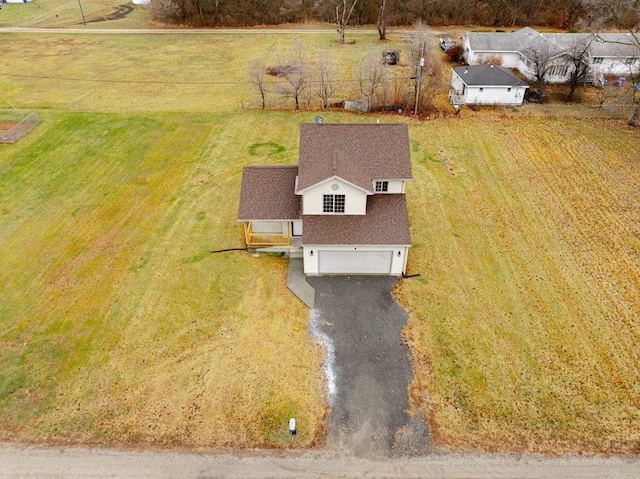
<box><xmin>238</xmin><ymin>165</ymin><xmax>300</xmax><ymax>221</ymax></box>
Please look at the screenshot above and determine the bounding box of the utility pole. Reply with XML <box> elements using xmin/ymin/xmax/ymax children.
<box><xmin>413</xmin><ymin>42</ymin><xmax>425</xmax><ymax>115</ymax></box>
<box><xmin>77</xmin><ymin>0</ymin><xmax>86</xmax><ymax>25</ymax></box>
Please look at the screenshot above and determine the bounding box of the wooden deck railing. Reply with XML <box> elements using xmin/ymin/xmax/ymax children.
<box><xmin>244</xmin><ymin>222</ymin><xmax>290</xmax><ymax>247</ymax></box>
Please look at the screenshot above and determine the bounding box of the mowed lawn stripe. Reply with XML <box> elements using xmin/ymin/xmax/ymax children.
<box><xmin>0</xmin><ymin>111</ymin><xmax>325</xmax><ymax>447</ymax></box>
<box><xmin>403</xmin><ymin>116</ymin><xmax>640</xmax><ymax>452</ymax></box>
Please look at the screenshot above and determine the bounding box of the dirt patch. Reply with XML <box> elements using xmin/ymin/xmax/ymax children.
<box><xmin>439</xmin><ymin>147</ymin><xmax>456</xmax><ymax>176</ymax></box>
<box><xmin>0</xmin><ymin>121</ymin><xmax>39</xmax><ymax>144</ymax></box>
<box><xmin>86</xmin><ymin>5</ymin><xmax>134</xmax><ymax>23</ymax></box>
<box><xmin>192</xmin><ymin>173</ymin><xmax>210</xmax><ymax>185</ymax></box>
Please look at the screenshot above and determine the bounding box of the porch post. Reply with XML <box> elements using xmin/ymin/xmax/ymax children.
<box><xmin>243</xmin><ymin>222</ymin><xmax>250</xmax><ymax>247</ymax></box>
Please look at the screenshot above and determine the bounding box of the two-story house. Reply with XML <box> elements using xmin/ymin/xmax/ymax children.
<box><xmin>238</xmin><ymin>123</ymin><xmax>412</xmax><ymax>276</ymax></box>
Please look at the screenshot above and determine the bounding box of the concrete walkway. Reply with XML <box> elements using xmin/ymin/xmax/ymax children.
<box><xmin>286</xmin><ymin>258</ymin><xmax>315</xmax><ymax>308</ymax></box>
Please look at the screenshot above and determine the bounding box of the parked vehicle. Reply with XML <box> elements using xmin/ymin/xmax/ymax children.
<box><xmin>439</xmin><ymin>37</ymin><xmax>455</xmax><ymax>50</ymax></box>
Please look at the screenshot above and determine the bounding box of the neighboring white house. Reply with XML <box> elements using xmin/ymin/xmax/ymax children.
<box><xmin>449</xmin><ymin>64</ymin><xmax>529</xmax><ymax>106</ymax></box>
<box><xmin>547</xmin><ymin>32</ymin><xmax>640</xmax><ymax>79</ymax></box>
<box><xmin>462</xmin><ymin>27</ymin><xmax>639</xmax><ymax>85</ymax></box>
<box><xmin>238</xmin><ymin>123</ymin><xmax>413</xmax><ymax>276</ymax></box>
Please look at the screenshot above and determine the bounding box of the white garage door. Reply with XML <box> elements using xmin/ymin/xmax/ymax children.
<box><xmin>318</xmin><ymin>250</ymin><xmax>393</xmax><ymax>274</ymax></box>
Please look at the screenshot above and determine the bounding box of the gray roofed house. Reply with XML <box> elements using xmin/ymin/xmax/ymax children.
<box><xmin>449</xmin><ymin>64</ymin><xmax>529</xmax><ymax>107</ymax></box>
<box><xmin>452</xmin><ymin>64</ymin><xmax>527</xmax><ymax>87</ymax></box>
<box><xmin>238</xmin><ymin>123</ymin><xmax>413</xmax><ymax>276</ymax></box>
<box><xmin>461</xmin><ymin>27</ymin><xmax>639</xmax><ymax>86</ymax></box>
<box><xmin>464</xmin><ymin>27</ymin><xmax>539</xmax><ymax>54</ymax></box>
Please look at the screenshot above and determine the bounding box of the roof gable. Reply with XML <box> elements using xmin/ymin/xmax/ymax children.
<box><xmin>297</xmin><ymin>174</ymin><xmax>371</xmax><ymax>195</ymax></box>
<box><xmin>453</xmin><ymin>64</ymin><xmax>528</xmax><ymax>87</ymax></box>
<box><xmin>296</xmin><ymin>123</ymin><xmax>412</xmax><ymax>193</ymax></box>
<box><xmin>296</xmin><ymin>147</ymin><xmax>373</xmax><ymax>194</ymax></box>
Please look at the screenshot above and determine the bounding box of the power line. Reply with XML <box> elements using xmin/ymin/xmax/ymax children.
<box><xmin>0</xmin><ymin>72</ymin><xmax>368</xmax><ymax>85</ymax></box>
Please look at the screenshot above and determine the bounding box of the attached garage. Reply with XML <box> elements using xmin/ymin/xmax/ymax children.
<box><xmin>318</xmin><ymin>250</ymin><xmax>393</xmax><ymax>274</ymax></box>
<box><xmin>304</xmin><ymin>245</ymin><xmax>409</xmax><ymax>276</ymax></box>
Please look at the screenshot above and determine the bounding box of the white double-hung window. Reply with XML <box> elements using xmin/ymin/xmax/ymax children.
<box><xmin>323</xmin><ymin>194</ymin><xmax>345</xmax><ymax>213</ymax></box>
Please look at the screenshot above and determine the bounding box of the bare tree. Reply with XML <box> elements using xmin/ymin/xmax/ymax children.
<box><xmin>566</xmin><ymin>35</ymin><xmax>595</xmax><ymax>101</ymax></box>
<box><xmin>523</xmin><ymin>37</ymin><xmax>560</xmax><ymax>102</ymax></box>
<box><xmin>316</xmin><ymin>53</ymin><xmax>338</xmax><ymax>110</ymax></box>
<box><xmin>581</xmin><ymin>0</ymin><xmax>640</xmax><ymax>125</ymax></box>
<box><xmin>248</xmin><ymin>57</ymin><xmax>268</xmax><ymax>109</ymax></box>
<box><xmin>416</xmin><ymin>49</ymin><xmax>444</xmax><ymax>115</ymax></box>
<box><xmin>336</xmin><ymin>0</ymin><xmax>359</xmax><ymax>44</ymax></box>
<box><xmin>412</xmin><ymin>19</ymin><xmax>430</xmax><ymax>52</ymax></box>
<box><xmin>376</xmin><ymin>0</ymin><xmax>388</xmax><ymax>41</ymax></box>
<box><xmin>274</xmin><ymin>38</ymin><xmax>310</xmax><ymax>110</ymax></box>
<box><xmin>357</xmin><ymin>51</ymin><xmax>384</xmax><ymax>111</ymax></box>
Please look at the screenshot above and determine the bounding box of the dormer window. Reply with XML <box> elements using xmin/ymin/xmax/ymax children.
<box><xmin>323</xmin><ymin>194</ymin><xmax>345</xmax><ymax>213</ymax></box>
<box><xmin>375</xmin><ymin>181</ymin><xmax>389</xmax><ymax>192</ymax></box>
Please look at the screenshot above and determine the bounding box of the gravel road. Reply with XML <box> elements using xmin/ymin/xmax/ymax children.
<box><xmin>2</xmin><ymin>443</ymin><xmax>640</xmax><ymax>478</ymax></box>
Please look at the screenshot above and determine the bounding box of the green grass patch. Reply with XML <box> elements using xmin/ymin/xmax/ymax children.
<box><xmin>248</xmin><ymin>142</ymin><xmax>285</xmax><ymax>156</ymax></box>
<box><xmin>0</xmin><ymin>109</ymin><xmax>332</xmax><ymax>447</ymax></box>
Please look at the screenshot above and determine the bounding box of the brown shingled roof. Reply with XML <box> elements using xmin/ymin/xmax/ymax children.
<box><xmin>302</xmin><ymin>195</ymin><xmax>411</xmax><ymax>245</ymax></box>
<box><xmin>238</xmin><ymin>165</ymin><xmax>300</xmax><ymax>221</ymax></box>
<box><xmin>296</xmin><ymin>123</ymin><xmax>412</xmax><ymax>193</ymax></box>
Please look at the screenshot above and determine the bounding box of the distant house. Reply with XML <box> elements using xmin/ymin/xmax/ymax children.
<box><xmin>547</xmin><ymin>32</ymin><xmax>640</xmax><ymax>79</ymax></box>
<box><xmin>449</xmin><ymin>64</ymin><xmax>528</xmax><ymax>107</ymax></box>
<box><xmin>238</xmin><ymin>123</ymin><xmax>413</xmax><ymax>276</ymax></box>
<box><xmin>462</xmin><ymin>27</ymin><xmax>639</xmax><ymax>85</ymax></box>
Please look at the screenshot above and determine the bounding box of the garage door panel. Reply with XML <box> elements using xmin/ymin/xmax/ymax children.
<box><xmin>318</xmin><ymin>250</ymin><xmax>392</xmax><ymax>274</ymax></box>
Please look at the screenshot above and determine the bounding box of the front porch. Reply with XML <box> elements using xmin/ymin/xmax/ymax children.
<box><xmin>243</xmin><ymin>222</ymin><xmax>291</xmax><ymax>247</ymax></box>
<box><xmin>449</xmin><ymin>90</ymin><xmax>465</xmax><ymax>105</ymax></box>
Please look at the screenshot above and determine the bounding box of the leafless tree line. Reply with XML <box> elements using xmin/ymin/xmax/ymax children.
<box><xmin>247</xmin><ymin>37</ymin><xmax>444</xmax><ymax>115</ymax></box>
<box><xmin>151</xmin><ymin>0</ymin><xmax>622</xmax><ymax>30</ymax></box>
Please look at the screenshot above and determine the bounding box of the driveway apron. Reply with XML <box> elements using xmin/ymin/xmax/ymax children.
<box><xmin>307</xmin><ymin>276</ymin><xmax>431</xmax><ymax>457</ymax></box>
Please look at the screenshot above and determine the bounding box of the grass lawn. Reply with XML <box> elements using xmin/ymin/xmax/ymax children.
<box><xmin>0</xmin><ymin>110</ymin><xmax>328</xmax><ymax>447</ymax></box>
<box><xmin>0</xmin><ymin>0</ymin><xmax>151</xmax><ymax>29</ymax></box>
<box><xmin>1</xmin><ymin>27</ymin><xmax>639</xmax><ymax>453</ymax></box>
<box><xmin>402</xmin><ymin>115</ymin><xmax>640</xmax><ymax>453</ymax></box>
<box><xmin>0</xmin><ymin>32</ymin><xmax>413</xmax><ymax>113</ymax></box>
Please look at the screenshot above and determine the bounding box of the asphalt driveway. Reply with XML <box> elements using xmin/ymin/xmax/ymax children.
<box><xmin>307</xmin><ymin>276</ymin><xmax>432</xmax><ymax>457</ymax></box>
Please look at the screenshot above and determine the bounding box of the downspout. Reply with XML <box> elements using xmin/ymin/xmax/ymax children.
<box><xmin>402</xmin><ymin>246</ymin><xmax>410</xmax><ymax>276</ymax></box>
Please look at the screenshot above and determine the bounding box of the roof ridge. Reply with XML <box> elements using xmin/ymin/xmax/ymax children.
<box><xmin>244</xmin><ymin>164</ymin><xmax>298</xmax><ymax>169</ymax></box>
